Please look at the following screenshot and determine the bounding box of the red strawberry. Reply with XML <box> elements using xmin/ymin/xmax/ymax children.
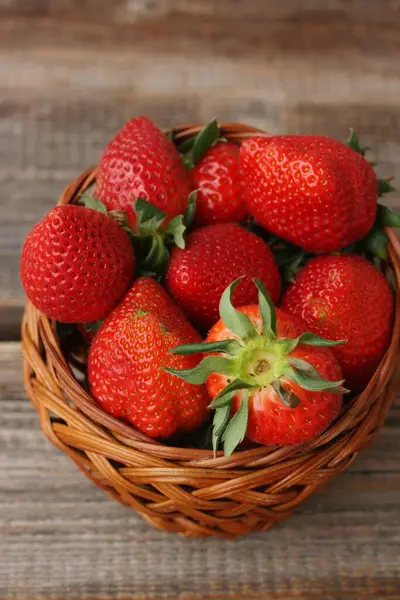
<box><xmin>95</xmin><ymin>116</ymin><xmax>191</xmax><ymax>227</ymax></box>
<box><xmin>190</xmin><ymin>141</ymin><xmax>246</xmax><ymax>226</ymax></box>
<box><xmin>20</xmin><ymin>205</ymin><xmax>135</xmax><ymax>323</ymax></box>
<box><xmin>167</xmin><ymin>279</ymin><xmax>344</xmax><ymax>454</ymax></box>
<box><xmin>88</xmin><ymin>277</ymin><xmax>209</xmax><ymax>439</ymax></box>
<box><xmin>281</xmin><ymin>254</ymin><xmax>394</xmax><ymax>390</ymax></box>
<box><xmin>241</xmin><ymin>135</ymin><xmax>377</xmax><ymax>253</ymax></box>
<box><xmin>165</xmin><ymin>223</ymin><xmax>281</xmax><ymax>330</ymax></box>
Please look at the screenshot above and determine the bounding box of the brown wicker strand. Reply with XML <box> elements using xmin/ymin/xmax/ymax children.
<box><xmin>21</xmin><ymin>123</ymin><xmax>400</xmax><ymax>538</ymax></box>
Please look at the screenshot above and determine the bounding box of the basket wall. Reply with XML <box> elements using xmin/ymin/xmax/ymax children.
<box><xmin>21</xmin><ymin>124</ymin><xmax>400</xmax><ymax>538</ymax></box>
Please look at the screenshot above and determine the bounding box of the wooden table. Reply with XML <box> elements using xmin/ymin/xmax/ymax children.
<box><xmin>1</xmin><ymin>2</ymin><xmax>399</xmax><ymax>599</ymax></box>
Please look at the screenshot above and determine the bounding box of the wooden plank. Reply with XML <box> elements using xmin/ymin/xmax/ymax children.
<box><xmin>1</xmin><ymin>342</ymin><xmax>400</xmax><ymax>598</ymax></box>
<box><xmin>1</xmin><ymin>8</ymin><xmax>400</xmax><ymax>339</ymax></box>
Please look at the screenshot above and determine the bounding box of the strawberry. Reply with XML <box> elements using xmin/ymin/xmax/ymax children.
<box><xmin>240</xmin><ymin>135</ymin><xmax>377</xmax><ymax>253</ymax></box>
<box><xmin>88</xmin><ymin>277</ymin><xmax>209</xmax><ymax>439</ymax></box>
<box><xmin>165</xmin><ymin>223</ymin><xmax>281</xmax><ymax>330</ymax></box>
<box><xmin>281</xmin><ymin>254</ymin><xmax>394</xmax><ymax>390</ymax></box>
<box><xmin>190</xmin><ymin>141</ymin><xmax>246</xmax><ymax>226</ymax></box>
<box><xmin>167</xmin><ymin>279</ymin><xmax>345</xmax><ymax>455</ymax></box>
<box><xmin>20</xmin><ymin>205</ymin><xmax>135</xmax><ymax>323</ymax></box>
<box><xmin>95</xmin><ymin>116</ymin><xmax>191</xmax><ymax>228</ymax></box>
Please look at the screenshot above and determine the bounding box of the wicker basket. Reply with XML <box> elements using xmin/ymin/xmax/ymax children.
<box><xmin>21</xmin><ymin>123</ymin><xmax>400</xmax><ymax>539</ymax></box>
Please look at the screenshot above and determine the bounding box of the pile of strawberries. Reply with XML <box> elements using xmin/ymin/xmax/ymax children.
<box><xmin>21</xmin><ymin>116</ymin><xmax>398</xmax><ymax>456</ymax></box>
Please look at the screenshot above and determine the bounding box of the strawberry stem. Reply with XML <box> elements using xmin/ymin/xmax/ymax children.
<box><xmin>166</xmin><ymin>279</ymin><xmax>348</xmax><ymax>456</ymax></box>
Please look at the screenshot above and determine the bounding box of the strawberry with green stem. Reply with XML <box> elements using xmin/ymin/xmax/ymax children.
<box><xmin>345</xmin><ymin>129</ymin><xmax>400</xmax><ymax>259</ymax></box>
<box><xmin>81</xmin><ymin>192</ymin><xmax>197</xmax><ymax>278</ymax></box>
<box><xmin>94</xmin><ymin>116</ymin><xmax>192</xmax><ymax>228</ymax></box>
<box><xmin>177</xmin><ymin>119</ymin><xmax>246</xmax><ymax>226</ymax></box>
<box><xmin>166</xmin><ymin>279</ymin><xmax>346</xmax><ymax>456</ymax></box>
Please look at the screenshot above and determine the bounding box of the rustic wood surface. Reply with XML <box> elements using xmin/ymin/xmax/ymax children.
<box><xmin>1</xmin><ymin>2</ymin><xmax>400</xmax><ymax>599</ymax></box>
<box><xmin>1</xmin><ymin>343</ymin><xmax>400</xmax><ymax>599</ymax></box>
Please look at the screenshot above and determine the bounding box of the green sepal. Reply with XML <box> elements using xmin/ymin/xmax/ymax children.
<box><xmin>171</xmin><ymin>339</ymin><xmax>242</xmax><ymax>356</ymax></box>
<box><xmin>270</xmin><ymin>380</ymin><xmax>300</xmax><ymax>408</ymax></box>
<box><xmin>84</xmin><ymin>320</ymin><xmax>103</xmax><ymax>333</ymax></box>
<box><xmin>134</xmin><ymin>198</ymin><xmax>166</xmax><ymax>235</ymax></box>
<box><xmin>277</xmin><ymin>332</ymin><xmax>344</xmax><ymax>355</ymax></box>
<box><xmin>183</xmin><ymin>190</ymin><xmax>197</xmax><ymax>228</ymax></box>
<box><xmin>361</xmin><ymin>227</ymin><xmax>389</xmax><ymax>260</ymax></box>
<box><xmin>346</xmin><ymin>128</ymin><xmax>367</xmax><ymax>156</ymax></box>
<box><xmin>376</xmin><ymin>204</ymin><xmax>400</xmax><ymax>228</ymax></box>
<box><xmin>163</xmin><ymin>215</ymin><xmax>186</xmax><ymax>249</ymax></box>
<box><xmin>378</xmin><ymin>179</ymin><xmax>395</xmax><ymax>198</ymax></box>
<box><xmin>284</xmin><ymin>363</ymin><xmax>347</xmax><ymax>394</ymax></box>
<box><xmin>178</xmin><ymin>136</ymin><xmax>196</xmax><ymax>154</ymax></box>
<box><xmin>219</xmin><ymin>278</ymin><xmax>257</xmax><ymax>341</ymax></box>
<box><xmin>282</xmin><ymin>250</ymin><xmax>305</xmax><ymax>283</ymax></box>
<box><xmin>297</xmin><ymin>332</ymin><xmax>345</xmax><ymax>347</ymax></box>
<box><xmin>222</xmin><ymin>391</ymin><xmax>249</xmax><ymax>457</ymax></box>
<box><xmin>81</xmin><ymin>195</ymin><xmax>108</xmax><ymax>215</ymax></box>
<box><xmin>137</xmin><ymin>233</ymin><xmax>170</xmax><ymax>274</ymax></box>
<box><xmin>253</xmin><ymin>278</ymin><xmax>276</xmax><ymax>337</ymax></box>
<box><xmin>210</xmin><ymin>379</ymin><xmax>253</xmax><ymax>409</ymax></box>
<box><xmin>276</xmin><ymin>338</ymin><xmax>300</xmax><ymax>354</ymax></box>
<box><xmin>212</xmin><ymin>404</ymin><xmax>231</xmax><ymax>456</ymax></box>
<box><xmin>165</xmin><ymin>355</ymin><xmax>234</xmax><ymax>385</ymax></box>
<box><xmin>191</xmin><ymin>118</ymin><xmax>220</xmax><ymax>166</ymax></box>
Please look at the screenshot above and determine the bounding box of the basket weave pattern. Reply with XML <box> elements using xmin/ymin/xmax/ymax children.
<box><xmin>22</xmin><ymin>124</ymin><xmax>400</xmax><ymax>538</ymax></box>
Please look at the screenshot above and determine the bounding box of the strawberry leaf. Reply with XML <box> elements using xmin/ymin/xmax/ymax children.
<box><xmin>270</xmin><ymin>380</ymin><xmax>300</xmax><ymax>408</ymax></box>
<box><xmin>378</xmin><ymin>179</ymin><xmax>395</xmax><ymax>197</ymax></box>
<box><xmin>183</xmin><ymin>190</ymin><xmax>197</xmax><ymax>228</ymax></box>
<box><xmin>219</xmin><ymin>278</ymin><xmax>257</xmax><ymax>341</ymax></box>
<box><xmin>178</xmin><ymin>136</ymin><xmax>196</xmax><ymax>154</ymax></box>
<box><xmin>210</xmin><ymin>379</ymin><xmax>253</xmax><ymax>409</ymax></box>
<box><xmin>222</xmin><ymin>391</ymin><xmax>249</xmax><ymax>457</ymax></box>
<box><xmin>297</xmin><ymin>333</ymin><xmax>346</xmax><ymax>347</ymax></box>
<box><xmin>253</xmin><ymin>278</ymin><xmax>276</xmax><ymax>338</ymax></box>
<box><xmin>346</xmin><ymin>128</ymin><xmax>368</xmax><ymax>156</ymax></box>
<box><xmin>163</xmin><ymin>215</ymin><xmax>186</xmax><ymax>249</ymax></box>
<box><xmin>171</xmin><ymin>339</ymin><xmax>242</xmax><ymax>356</ymax></box>
<box><xmin>191</xmin><ymin>118</ymin><xmax>220</xmax><ymax>166</ymax></box>
<box><xmin>361</xmin><ymin>227</ymin><xmax>389</xmax><ymax>260</ymax></box>
<box><xmin>284</xmin><ymin>364</ymin><xmax>347</xmax><ymax>394</ymax></box>
<box><xmin>81</xmin><ymin>195</ymin><xmax>108</xmax><ymax>215</ymax></box>
<box><xmin>212</xmin><ymin>404</ymin><xmax>231</xmax><ymax>456</ymax></box>
<box><xmin>165</xmin><ymin>355</ymin><xmax>235</xmax><ymax>384</ymax></box>
<box><xmin>134</xmin><ymin>198</ymin><xmax>166</xmax><ymax>234</ymax></box>
<box><xmin>376</xmin><ymin>204</ymin><xmax>400</xmax><ymax>228</ymax></box>
<box><xmin>84</xmin><ymin>320</ymin><xmax>103</xmax><ymax>333</ymax></box>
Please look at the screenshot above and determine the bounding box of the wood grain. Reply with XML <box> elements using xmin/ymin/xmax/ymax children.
<box><xmin>1</xmin><ymin>6</ymin><xmax>400</xmax><ymax>338</ymax></box>
<box><xmin>0</xmin><ymin>342</ymin><xmax>400</xmax><ymax>599</ymax></box>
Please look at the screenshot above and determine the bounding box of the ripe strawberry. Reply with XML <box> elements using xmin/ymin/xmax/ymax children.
<box><xmin>20</xmin><ymin>205</ymin><xmax>135</xmax><ymax>323</ymax></box>
<box><xmin>190</xmin><ymin>141</ymin><xmax>246</xmax><ymax>226</ymax></box>
<box><xmin>241</xmin><ymin>135</ymin><xmax>377</xmax><ymax>253</ymax></box>
<box><xmin>165</xmin><ymin>223</ymin><xmax>281</xmax><ymax>330</ymax></box>
<box><xmin>95</xmin><ymin>116</ymin><xmax>191</xmax><ymax>227</ymax></box>
<box><xmin>88</xmin><ymin>277</ymin><xmax>209</xmax><ymax>439</ymax></box>
<box><xmin>167</xmin><ymin>279</ymin><xmax>344</xmax><ymax>454</ymax></box>
<box><xmin>281</xmin><ymin>254</ymin><xmax>394</xmax><ymax>390</ymax></box>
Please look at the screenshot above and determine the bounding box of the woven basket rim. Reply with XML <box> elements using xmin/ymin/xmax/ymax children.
<box><xmin>21</xmin><ymin>121</ymin><xmax>400</xmax><ymax>466</ymax></box>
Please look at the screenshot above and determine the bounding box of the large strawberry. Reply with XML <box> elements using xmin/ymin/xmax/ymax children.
<box><xmin>281</xmin><ymin>254</ymin><xmax>394</xmax><ymax>390</ymax></box>
<box><xmin>95</xmin><ymin>116</ymin><xmax>191</xmax><ymax>227</ymax></box>
<box><xmin>20</xmin><ymin>205</ymin><xmax>135</xmax><ymax>323</ymax></box>
<box><xmin>88</xmin><ymin>277</ymin><xmax>209</xmax><ymax>439</ymax></box>
<box><xmin>240</xmin><ymin>135</ymin><xmax>377</xmax><ymax>253</ymax></box>
<box><xmin>165</xmin><ymin>223</ymin><xmax>281</xmax><ymax>330</ymax></box>
<box><xmin>190</xmin><ymin>141</ymin><xmax>246</xmax><ymax>226</ymax></box>
<box><xmin>167</xmin><ymin>279</ymin><xmax>345</xmax><ymax>455</ymax></box>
